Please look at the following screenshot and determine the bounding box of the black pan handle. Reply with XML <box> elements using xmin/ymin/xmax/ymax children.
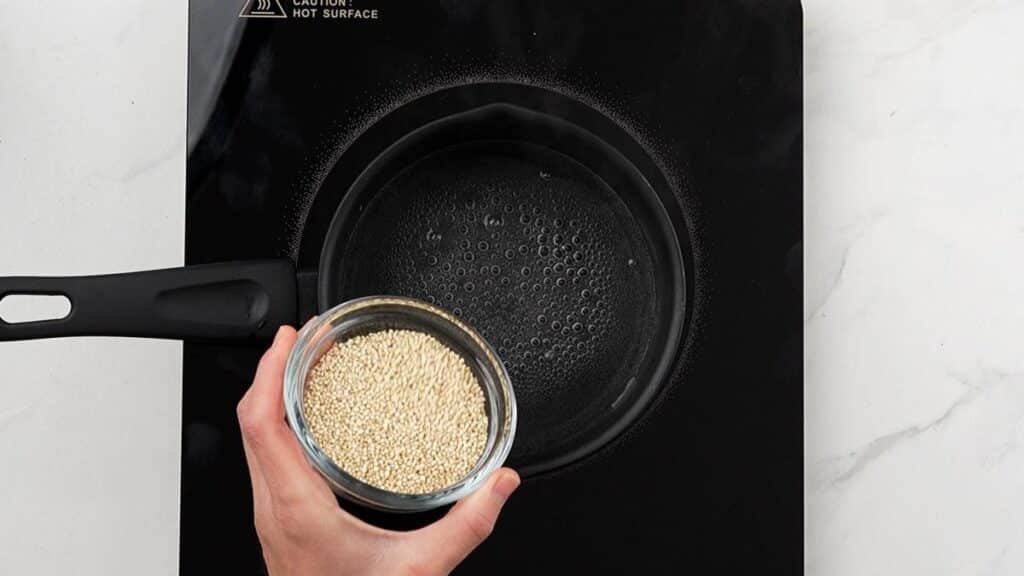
<box><xmin>0</xmin><ymin>260</ymin><xmax>297</xmax><ymax>341</ymax></box>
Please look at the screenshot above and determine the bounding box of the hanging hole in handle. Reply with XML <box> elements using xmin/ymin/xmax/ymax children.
<box><xmin>0</xmin><ymin>295</ymin><xmax>72</xmax><ymax>324</ymax></box>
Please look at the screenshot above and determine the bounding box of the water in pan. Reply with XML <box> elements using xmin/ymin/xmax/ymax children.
<box><xmin>339</xmin><ymin>143</ymin><xmax>656</xmax><ymax>462</ymax></box>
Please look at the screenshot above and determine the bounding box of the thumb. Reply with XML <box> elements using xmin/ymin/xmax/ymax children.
<box><xmin>410</xmin><ymin>468</ymin><xmax>520</xmax><ymax>572</ymax></box>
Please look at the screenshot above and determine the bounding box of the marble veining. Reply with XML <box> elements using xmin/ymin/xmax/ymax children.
<box><xmin>806</xmin><ymin>0</ymin><xmax>1024</xmax><ymax>574</ymax></box>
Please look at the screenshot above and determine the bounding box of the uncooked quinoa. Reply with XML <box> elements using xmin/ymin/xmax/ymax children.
<box><xmin>303</xmin><ymin>329</ymin><xmax>488</xmax><ymax>494</ymax></box>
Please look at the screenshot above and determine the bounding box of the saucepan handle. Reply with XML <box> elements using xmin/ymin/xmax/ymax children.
<box><xmin>0</xmin><ymin>260</ymin><xmax>297</xmax><ymax>341</ymax></box>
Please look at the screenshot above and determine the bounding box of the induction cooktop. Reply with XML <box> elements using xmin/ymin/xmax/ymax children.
<box><xmin>183</xmin><ymin>1</ymin><xmax>802</xmax><ymax>573</ymax></box>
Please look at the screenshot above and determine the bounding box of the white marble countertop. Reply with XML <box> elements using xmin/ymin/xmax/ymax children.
<box><xmin>805</xmin><ymin>1</ymin><xmax>1024</xmax><ymax>574</ymax></box>
<box><xmin>1</xmin><ymin>1</ymin><xmax>1022</xmax><ymax>574</ymax></box>
<box><xmin>0</xmin><ymin>1</ymin><xmax>185</xmax><ymax>574</ymax></box>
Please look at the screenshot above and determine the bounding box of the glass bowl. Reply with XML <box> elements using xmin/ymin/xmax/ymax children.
<box><xmin>283</xmin><ymin>296</ymin><xmax>517</xmax><ymax>512</ymax></box>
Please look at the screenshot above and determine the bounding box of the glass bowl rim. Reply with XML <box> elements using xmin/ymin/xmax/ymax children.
<box><xmin>283</xmin><ymin>295</ymin><xmax>517</xmax><ymax>512</ymax></box>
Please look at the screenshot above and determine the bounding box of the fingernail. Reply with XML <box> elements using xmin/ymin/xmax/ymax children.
<box><xmin>493</xmin><ymin>470</ymin><xmax>520</xmax><ymax>499</ymax></box>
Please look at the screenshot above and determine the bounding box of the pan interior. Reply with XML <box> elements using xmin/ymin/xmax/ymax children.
<box><xmin>336</xmin><ymin>141</ymin><xmax>662</xmax><ymax>470</ymax></box>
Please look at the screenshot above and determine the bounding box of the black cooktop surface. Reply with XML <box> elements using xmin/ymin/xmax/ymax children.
<box><xmin>183</xmin><ymin>1</ymin><xmax>802</xmax><ymax>573</ymax></box>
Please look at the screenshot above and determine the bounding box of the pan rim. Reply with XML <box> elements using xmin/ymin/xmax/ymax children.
<box><xmin>317</xmin><ymin>96</ymin><xmax>688</xmax><ymax>476</ymax></box>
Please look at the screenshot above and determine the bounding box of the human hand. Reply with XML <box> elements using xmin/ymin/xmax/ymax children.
<box><xmin>236</xmin><ymin>326</ymin><xmax>520</xmax><ymax>576</ymax></box>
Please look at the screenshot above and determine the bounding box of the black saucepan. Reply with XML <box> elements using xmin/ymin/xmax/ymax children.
<box><xmin>0</xmin><ymin>88</ymin><xmax>689</xmax><ymax>475</ymax></box>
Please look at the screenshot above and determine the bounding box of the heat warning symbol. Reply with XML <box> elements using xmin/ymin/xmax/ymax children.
<box><xmin>239</xmin><ymin>0</ymin><xmax>288</xmax><ymax>18</ymax></box>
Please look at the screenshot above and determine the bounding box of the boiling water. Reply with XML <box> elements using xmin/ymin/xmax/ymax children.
<box><xmin>339</xmin><ymin>144</ymin><xmax>656</xmax><ymax>457</ymax></box>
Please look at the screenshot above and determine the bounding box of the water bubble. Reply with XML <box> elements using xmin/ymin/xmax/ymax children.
<box><xmin>572</xmin><ymin>323</ymin><xmax>583</xmax><ymax>333</ymax></box>
<box><xmin>537</xmin><ymin>314</ymin><xmax>547</xmax><ymax>324</ymax></box>
<box><xmin>519</xmin><ymin>282</ymin><xmax>529</xmax><ymax>291</ymax></box>
<box><xmin>453</xmin><ymin>308</ymin><xmax>463</xmax><ymax>316</ymax></box>
<box><xmin>427</xmin><ymin>295</ymin><xmax>436</xmax><ymax>304</ymax></box>
<box><xmin>465</xmin><ymin>282</ymin><xmax>475</xmax><ymax>292</ymax></box>
<box><xmin>578</xmin><ymin>267</ymin><xmax>588</xmax><ymax>276</ymax></box>
<box><xmin>457</xmin><ymin>267</ymin><xmax>466</xmax><ymax>276</ymax></box>
<box><xmin>459</xmin><ymin>224</ymin><xmax>469</xmax><ymax>234</ymax></box>
<box><xmin>553</xmin><ymin>263</ymin><xmax>565</xmax><ymax>273</ymax></box>
<box><xmin>464</xmin><ymin>252</ymin><xmax>474</xmax><ymax>262</ymax></box>
<box><xmin>530</xmin><ymin>337</ymin><xmax>541</xmax><ymax>347</ymax></box>
<box><xmin>551</xmin><ymin>321</ymin><xmax>562</xmax><ymax>330</ymax></box>
<box><xmin>518</xmin><ymin>245</ymin><xmax>529</xmax><ymax>255</ymax></box>
<box><xmin>427</xmin><ymin>255</ymin><xmax>438</xmax><ymax>265</ymax></box>
<box><xmin>504</xmin><ymin>204</ymin><xmax>514</xmax><ymax>213</ymax></box>
<box><xmin>538</xmin><ymin>245</ymin><xmax>550</xmax><ymax>257</ymax></box>
<box><xmin>478</xmin><ymin>241</ymin><xmax>489</xmax><ymax>251</ymax></box>
<box><xmin>537</xmin><ymin>234</ymin><xmax>548</xmax><ymax>245</ymax></box>
<box><xmin>519</xmin><ymin>213</ymin><xmax>531</xmax><ymax>224</ymax></box>
<box><xmin>543</xmin><ymin>266</ymin><xmax>552</xmax><ymax>276</ymax></box>
<box><xmin>553</xmin><ymin>234</ymin><xmax>564</xmax><ymax>244</ymax></box>
<box><xmin>444</xmin><ymin>293</ymin><xmax>454</xmax><ymax>301</ymax></box>
<box><xmin>504</xmin><ymin>249</ymin><xmax>515</xmax><ymax>260</ymax></box>
<box><xmin>521</xmin><ymin>267</ymin><xmax>531</xmax><ymax>276</ymax></box>
<box><xmin>588</xmin><ymin>324</ymin><xmax>597</xmax><ymax>333</ymax></box>
<box><xmin>566</xmin><ymin>267</ymin><xmax>575</xmax><ymax>276</ymax></box>
<box><xmin>532</xmin><ymin>284</ymin><xmax>541</xmax><ymax>292</ymax></box>
<box><xmin>443</xmin><ymin>262</ymin><xmax>452</xmax><ymax>272</ymax></box>
<box><xmin>581</xmin><ymin>289</ymin><xmax>591</xmax><ymax>299</ymax></box>
<box><xmin>501</xmin><ymin>277</ymin><xmax>511</xmax><ymax>285</ymax></box>
<box><xmin>556</xmin><ymin>278</ymin><xmax>566</xmax><ymax>287</ymax></box>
